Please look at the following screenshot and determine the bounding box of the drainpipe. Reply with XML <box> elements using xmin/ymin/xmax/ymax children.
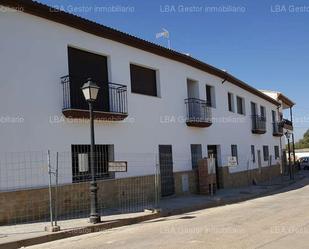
<box><xmin>290</xmin><ymin>107</ymin><xmax>296</xmax><ymax>166</ymax></box>
<box><xmin>277</xmin><ymin>105</ymin><xmax>283</xmax><ymax>175</ymax></box>
<box><xmin>290</xmin><ymin>106</ymin><xmax>296</xmax><ymax>179</ymax></box>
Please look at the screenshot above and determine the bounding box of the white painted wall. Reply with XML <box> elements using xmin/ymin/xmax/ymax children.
<box><xmin>0</xmin><ymin>9</ymin><xmax>283</xmax><ymax>189</ymax></box>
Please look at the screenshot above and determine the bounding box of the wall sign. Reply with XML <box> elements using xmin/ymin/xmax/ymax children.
<box><xmin>228</xmin><ymin>156</ymin><xmax>238</xmax><ymax>167</ymax></box>
<box><xmin>78</xmin><ymin>153</ymin><xmax>89</xmax><ymax>172</ymax></box>
<box><xmin>108</xmin><ymin>161</ymin><xmax>127</xmax><ymax>172</ymax></box>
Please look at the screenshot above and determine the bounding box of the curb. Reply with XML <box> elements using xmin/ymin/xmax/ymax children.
<box><xmin>0</xmin><ymin>213</ymin><xmax>161</xmax><ymax>249</ymax></box>
<box><xmin>0</xmin><ymin>176</ymin><xmax>305</xmax><ymax>249</ymax></box>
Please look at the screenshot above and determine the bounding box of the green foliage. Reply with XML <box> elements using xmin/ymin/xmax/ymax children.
<box><xmin>294</xmin><ymin>129</ymin><xmax>309</xmax><ymax>149</ymax></box>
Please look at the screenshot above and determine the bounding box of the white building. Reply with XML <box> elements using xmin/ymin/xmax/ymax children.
<box><xmin>294</xmin><ymin>149</ymin><xmax>309</xmax><ymax>160</ymax></box>
<box><xmin>0</xmin><ymin>1</ymin><xmax>295</xmax><ymax>195</ymax></box>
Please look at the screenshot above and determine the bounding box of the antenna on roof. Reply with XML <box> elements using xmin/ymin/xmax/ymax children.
<box><xmin>221</xmin><ymin>69</ymin><xmax>228</xmax><ymax>84</ymax></box>
<box><xmin>156</xmin><ymin>28</ymin><xmax>171</xmax><ymax>49</ymax></box>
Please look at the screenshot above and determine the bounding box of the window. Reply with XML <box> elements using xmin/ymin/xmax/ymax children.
<box><xmin>272</xmin><ymin>110</ymin><xmax>276</xmax><ymax>123</ymax></box>
<box><xmin>237</xmin><ymin>96</ymin><xmax>245</xmax><ymax>115</ymax></box>
<box><xmin>228</xmin><ymin>92</ymin><xmax>235</xmax><ymax>112</ymax></box>
<box><xmin>206</xmin><ymin>85</ymin><xmax>215</xmax><ymax>107</ymax></box>
<box><xmin>130</xmin><ymin>64</ymin><xmax>157</xmax><ymax>96</ymax></box>
<box><xmin>191</xmin><ymin>144</ymin><xmax>202</xmax><ymax>169</ymax></box>
<box><xmin>71</xmin><ymin>144</ymin><xmax>114</xmax><ymax>182</ymax></box>
<box><xmin>263</xmin><ymin>145</ymin><xmax>269</xmax><ymax>161</ymax></box>
<box><xmin>274</xmin><ymin>146</ymin><xmax>280</xmax><ymax>159</ymax></box>
<box><xmin>231</xmin><ymin>144</ymin><xmax>238</xmax><ymax>163</ymax></box>
<box><xmin>251</xmin><ymin>145</ymin><xmax>256</xmax><ymax>163</ymax></box>
<box><xmin>260</xmin><ymin>106</ymin><xmax>266</xmax><ymax>120</ymax></box>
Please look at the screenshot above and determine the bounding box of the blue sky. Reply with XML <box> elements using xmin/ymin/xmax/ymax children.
<box><xmin>39</xmin><ymin>0</ymin><xmax>309</xmax><ymax>140</ymax></box>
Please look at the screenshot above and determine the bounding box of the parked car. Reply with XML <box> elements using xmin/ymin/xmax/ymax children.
<box><xmin>298</xmin><ymin>157</ymin><xmax>309</xmax><ymax>170</ymax></box>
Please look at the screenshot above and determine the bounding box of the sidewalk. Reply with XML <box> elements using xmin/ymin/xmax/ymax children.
<box><xmin>159</xmin><ymin>171</ymin><xmax>308</xmax><ymax>216</ymax></box>
<box><xmin>0</xmin><ymin>171</ymin><xmax>308</xmax><ymax>249</ymax></box>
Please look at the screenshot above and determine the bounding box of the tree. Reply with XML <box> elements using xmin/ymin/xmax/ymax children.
<box><xmin>294</xmin><ymin>129</ymin><xmax>309</xmax><ymax>149</ymax></box>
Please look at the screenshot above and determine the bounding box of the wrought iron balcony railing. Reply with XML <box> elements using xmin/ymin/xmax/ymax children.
<box><xmin>61</xmin><ymin>75</ymin><xmax>128</xmax><ymax>120</ymax></box>
<box><xmin>282</xmin><ymin>118</ymin><xmax>293</xmax><ymax>130</ymax></box>
<box><xmin>185</xmin><ymin>98</ymin><xmax>212</xmax><ymax>127</ymax></box>
<box><xmin>251</xmin><ymin>115</ymin><xmax>266</xmax><ymax>134</ymax></box>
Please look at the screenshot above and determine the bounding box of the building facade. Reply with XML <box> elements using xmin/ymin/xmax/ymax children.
<box><xmin>0</xmin><ymin>1</ymin><xmax>295</xmax><ymax>195</ymax></box>
<box><xmin>261</xmin><ymin>90</ymin><xmax>296</xmax><ymax>174</ymax></box>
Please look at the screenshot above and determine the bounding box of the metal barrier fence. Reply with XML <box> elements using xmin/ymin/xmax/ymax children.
<box><xmin>0</xmin><ymin>151</ymin><xmax>160</xmax><ymax>226</ymax></box>
<box><xmin>0</xmin><ymin>150</ymin><xmax>281</xmax><ymax>226</ymax></box>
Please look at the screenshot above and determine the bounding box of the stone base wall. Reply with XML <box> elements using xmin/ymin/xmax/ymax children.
<box><xmin>0</xmin><ymin>187</ymin><xmax>50</xmax><ymax>225</ymax></box>
<box><xmin>174</xmin><ymin>170</ymin><xmax>198</xmax><ymax>196</ymax></box>
<box><xmin>0</xmin><ymin>170</ymin><xmax>198</xmax><ymax>225</ymax></box>
<box><xmin>0</xmin><ymin>175</ymin><xmax>156</xmax><ymax>225</ymax></box>
<box><xmin>218</xmin><ymin>164</ymin><xmax>281</xmax><ymax>188</ymax></box>
<box><xmin>0</xmin><ymin>165</ymin><xmax>280</xmax><ymax>225</ymax></box>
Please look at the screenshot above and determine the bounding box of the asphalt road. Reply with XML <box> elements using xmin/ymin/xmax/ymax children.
<box><xmin>27</xmin><ymin>181</ymin><xmax>309</xmax><ymax>249</ymax></box>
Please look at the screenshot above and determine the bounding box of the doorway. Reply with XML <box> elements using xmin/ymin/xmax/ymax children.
<box><xmin>207</xmin><ymin>145</ymin><xmax>221</xmax><ymax>188</ymax></box>
<box><xmin>257</xmin><ymin>150</ymin><xmax>262</xmax><ymax>172</ymax></box>
<box><xmin>68</xmin><ymin>47</ymin><xmax>110</xmax><ymax>112</ymax></box>
<box><xmin>186</xmin><ymin>79</ymin><xmax>200</xmax><ymax>119</ymax></box>
<box><xmin>159</xmin><ymin>145</ymin><xmax>175</xmax><ymax>197</ymax></box>
<box><xmin>251</xmin><ymin>102</ymin><xmax>257</xmax><ymax>116</ymax></box>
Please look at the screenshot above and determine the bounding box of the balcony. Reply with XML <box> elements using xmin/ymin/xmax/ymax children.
<box><xmin>61</xmin><ymin>75</ymin><xmax>128</xmax><ymax>120</ymax></box>
<box><xmin>273</xmin><ymin>122</ymin><xmax>283</xmax><ymax>137</ymax></box>
<box><xmin>185</xmin><ymin>98</ymin><xmax>212</xmax><ymax>128</ymax></box>
<box><xmin>251</xmin><ymin>115</ymin><xmax>266</xmax><ymax>134</ymax></box>
<box><xmin>282</xmin><ymin>118</ymin><xmax>293</xmax><ymax>131</ymax></box>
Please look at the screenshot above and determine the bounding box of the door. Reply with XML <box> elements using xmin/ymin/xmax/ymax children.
<box><xmin>272</xmin><ymin>110</ymin><xmax>276</xmax><ymax>123</ymax></box>
<box><xmin>257</xmin><ymin>150</ymin><xmax>262</xmax><ymax>172</ymax></box>
<box><xmin>187</xmin><ymin>79</ymin><xmax>200</xmax><ymax>119</ymax></box>
<box><xmin>272</xmin><ymin>110</ymin><xmax>277</xmax><ymax>132</ymax></box>
<box><xmin>68</xmin><ymin>47</ymin><xmax>109</xmax><ymax>112</ymax></box>
<box><xmin>251</xmin><ymin>102</ymin><xmax>257</xmax><ymax>116</ymax></box>
<box><xmin>207</xmin><ymin>145</ymin><xmax>221</xmax><ymax>188</ymax></box>
<box><xmin>251</xmin><ymin>102</ymin><xmax>257</xmax><ymax>129</ymax></box>
<box><xmin>190</xmin><ymin>144</ymin><xmax>202</xmax><ymax>169</ymax></box>
<box><xmin>260</xmin><ymin>106</ymin><xmax>266</xmax><ymax>118</ymax></box>
<box><xmin>159</xmin><ymin>145</ymin><xmax>175</xmax><ymax>197</ymax></box>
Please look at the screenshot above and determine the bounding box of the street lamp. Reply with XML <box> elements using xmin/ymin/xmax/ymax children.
<box><xmin>81</xmin><ymin>78</ymin><xmax>101</xmax><ymax>224</ymax></box>
<box><xmin>285</xmin><ymin>131</ymin><xmax>293</xmax><ymax>180</ymax></box>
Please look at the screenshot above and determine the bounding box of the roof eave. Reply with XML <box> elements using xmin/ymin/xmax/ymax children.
<box><xmin>278</xmin><ymin>93</ymin><xmax>295</xmax><ymax>107</ymax></box>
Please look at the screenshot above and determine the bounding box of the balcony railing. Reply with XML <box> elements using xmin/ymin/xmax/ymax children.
<box><xmin>273</xmin><ymin>122</ymin><xmax>283</xmax><ymax>137</ymax></box>
<box><xmin>251</xmin><ymin>115</ymin><xmax>266</xmax><ymax>134</ymax></box>
<box><xmin>61</xmin><ymin>75</ymin><xmax>128</xmax><ymax>120</ymax></box>
<box><xmin>185</xmin><ymin>98</ymin><xmax>212</xmax><ymax>127</ymax></box>
<box><xmin>282</xmin><ymin>118</ymin><xmax>293</xmax><ymax>130</ymax></box>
